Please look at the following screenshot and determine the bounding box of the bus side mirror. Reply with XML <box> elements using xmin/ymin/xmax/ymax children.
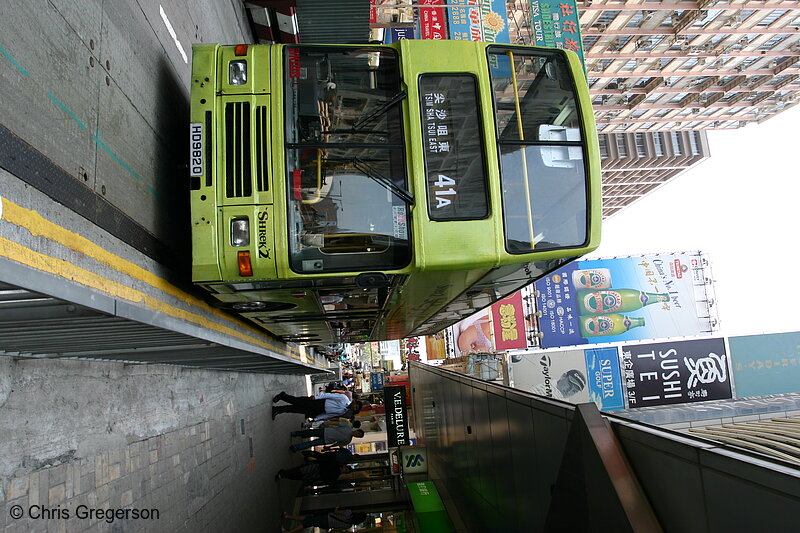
<box><xmin>356</xmin><ymin>272</ymin><xmax>390</xmax><ymax>289</ymax></box>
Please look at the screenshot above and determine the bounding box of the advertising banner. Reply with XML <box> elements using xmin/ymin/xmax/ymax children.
<box><xmin>370</xmin><ymin>371</ymin><xmax>385</xmax><ymax>391</ymax></box>
<box><xmin>491</xmin><ymin>291</ymin><xmax>528</xmax><ymax>350</ymax></box>
<box><xmin>511</xmin><ymin>347</ymin><xmax>624</xmax><ymax>410</ymax></box>
<box><xmin>384</xmin><ymin>385</ymin><xmax>411</xmax><ymax>447</ymax></box>
<box><xmin>528</xmin><ymin>0</ymin><xmax>587</xmax><ymax>70</ymax></box>
<box><xmin>419</xmin><ymin>0</ymin><xmax>448</xmax><ymax>40</ymax></box>
<box><xmin>584</xmin><ymin>347</ymin><xmax>625</xmax><ymax>411</ymax></box>
<box><xmin>451</xmin><ymin>307</ymin><xmax>496</xmax><ymax>357</ymax></box>
<box><xmin>534</xmin><ymin>253</ymin><xmax>714</xmax><ymax>349</ymax></box>
<box><xmin>447</xmin><ymin>0</ymin><xmax>483</xmax><ymax>41</ymax></box>
<box><xmin>511</xmin><ymin>349</ymin><xmax>590</xmax><ymax>403</ymax></box>
<box><xmin>483</xmin><ymin>0</ymin><xmax>511</xmax><ymax>45</ymax></box>
<box><xmin>384</xmin><ymin>27</ymin><xmax>415</xmax><ymax>43</ymax></box>
<box><xmin>729</xmin><ymin>331</ymin><xmax>800</xmax><ymax>398</ymax></box>
<box><xmin>405</xmin><ymin>337</ymin><xmax>422</xmax><ymax>361</ymax></box>
<box><xmin>621</xmin><ymin>338</ymin><xmax>732</xmax><ymax>409</ymax></box>
<box><xmin>424</xmin><ymin>331</ymin><xmax>448</xmax><ymax>359</ymax></box>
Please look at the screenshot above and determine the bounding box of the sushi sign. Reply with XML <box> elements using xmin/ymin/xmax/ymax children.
<box><xmin>622</xmin><ymin>338</ymin><xmax>732</xmax><ymax>408</ymax></box>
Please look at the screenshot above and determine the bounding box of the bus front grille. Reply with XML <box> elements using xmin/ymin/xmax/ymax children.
<box><xmin>255</xmin><ymin>105</ymin><xmax>268</xmax><ymax>192</ymax></box>
<box><xmin>224</xmin><ymin>102</ymin><xmax>252</xmax><ymax>198</ymax></box>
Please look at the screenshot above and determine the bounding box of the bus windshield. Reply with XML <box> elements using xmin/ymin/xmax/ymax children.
<box><xmin>284</xmin><ymin>46</ymin><xmax>411</xmax><ymax>273</ymax></box>
<box><xmin>488</xmin><ymin>47</ymin><xmax>588</xmax><ymax>254</ymax></box>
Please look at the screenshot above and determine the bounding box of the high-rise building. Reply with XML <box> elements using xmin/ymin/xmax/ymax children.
<box><xmin>598</xmin><ymin>129</ymin><xmax>710</xmax><ymax>216</ymax></box>
<box><xmin>508</xmin><ymin>0</ymin><xmax>799</xmax><ymax>216</ymax></box>
<box><xmin>578</xmin><ymin>1</ymin><xmax>800</xmax><ymax>132</ymax></box>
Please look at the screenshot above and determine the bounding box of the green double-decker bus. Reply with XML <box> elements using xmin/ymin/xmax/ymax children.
<box><xmin>189</xmin><ymin>39</ymin><xmax>601</xmax><ymax>345</ymax></box>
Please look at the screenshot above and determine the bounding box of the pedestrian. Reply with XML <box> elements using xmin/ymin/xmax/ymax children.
<box><xmin>281</xmin><ymin>509</ymin><xmax>368</xmax><ymax>533</ymax></box>
<box><xmin>289</xmin><ymin>418</ymin><xmax>365</xmax><ymax>452</ymax></box>
<box><xmin>275</xmin><ymin>463</ymin><xmax>352</xmax><ymax>485</ymax></box>
<box><xmin>271</xmin><ymin>391</ymin><xmax>353</xmax><ymax>420</ymax></box>
<box><xmin>301</xmin><ymin>448</ymin><xmax>358</xmax><ymax>466</ymax></box>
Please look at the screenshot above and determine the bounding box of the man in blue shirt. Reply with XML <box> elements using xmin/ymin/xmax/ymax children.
<box><xmin>272</xmin><ymin>391</ymin><xmax>358</xmax><ymax>420</ymax></box>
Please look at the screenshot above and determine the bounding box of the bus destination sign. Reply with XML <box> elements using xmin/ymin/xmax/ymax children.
<box><xmin>420</xmin><ymin>75</ymin><xmax>488</xmax><ymax>221</ymax></box>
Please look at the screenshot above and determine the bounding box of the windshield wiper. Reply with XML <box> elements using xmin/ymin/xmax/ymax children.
<box><xmin>352</xmin><ymin>157</ymin><xmax>414</xmax><ymax>205</ymax></box>
<box><xmin>353</xmin><ymin>91</ymin><xmax>407</xmax><ymax>131</ymax></box>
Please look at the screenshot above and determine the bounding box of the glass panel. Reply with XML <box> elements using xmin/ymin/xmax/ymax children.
<box><xmin>284</xmin><ymin>46</ymin><xmax>410</xmax><ymax>273</ymax></box>
<box><xmin>318</xmin><ymin>287</ymin><xmax>382</xmax><ymax>313</ymax></box>
<box><xmin>286</xmin><ymin>147</ymin><xmax>411</xmax><ymax>272</ymax></box>
<box><xmin>285</xmin><ymin>46</ymin><xmax>404</xmax><ymax>146</ymax></box>
<box><xmin>490</xmin><ymin>50</ymin><xmax>582</xmax><ymax>144</ymax></box>
<box><xmin>498</xmin><ymin>145</ymin><xmax>587</xmax><ymax>252</ymax></box>
<box><xmin>489</xmin><ymin>47</ymin><xmax>588</xmax><ymax>254</ymax></box>
<box><xmin>419</xmin><ymin>75</ymin><xmax>489</xmax><ymax>220</ymax></box>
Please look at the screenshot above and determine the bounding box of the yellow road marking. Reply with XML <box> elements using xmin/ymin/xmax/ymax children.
<box><xmin>0</xmin><ymin>196</ymin><xmax>302</xmax><ymax>361</ymax></box>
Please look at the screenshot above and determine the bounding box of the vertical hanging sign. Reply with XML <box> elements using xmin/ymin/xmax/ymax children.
<box><xmin>384</xmin><ymin>385</ymin><xmax>410</xmax><ymax>447</ymax></box>
<box><xmin>528</xmin><ymin>0</ymin><xmax>587</xmax><ymax>72</ymax></box>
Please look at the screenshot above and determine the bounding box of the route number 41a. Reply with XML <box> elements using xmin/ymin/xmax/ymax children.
<box><xmin>433</xmin><ymin>174</ymin><xmax>456</xmax><ymax>208</ymax></box>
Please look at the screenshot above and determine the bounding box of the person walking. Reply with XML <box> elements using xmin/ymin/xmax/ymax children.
<box><xmin>281</xmin><ymin>509</ymin><xmax>368</xmax><ymax>533</ymax></box>
<box><xmin>275</xmin><ymin>463</ymin><xmax>352</xmax><ymax>485</ymax></box>
<box><xmin>301</xmin><ymin>447</ymin><xmax>358</xmax><ymax>466</ymax></box>
<box><xmin>271</xmin><ymin>390</ymin><xmax>354</xmax><ymax>420</ymax></box>
<box><xmin>289</xmin><ymin>418</ymin><xmax>364</xmax><ymax>452</ymax></box>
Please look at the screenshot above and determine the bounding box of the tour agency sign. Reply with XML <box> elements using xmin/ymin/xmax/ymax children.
<box><xmin>621</xmin><ymin>338</ymin><xmax>732</xmax><ymax>409</ymax></box>
<box><xmin>384</xmin><ymin>385</ymin><xmax>410</xmax><ymax>447</ymax></box>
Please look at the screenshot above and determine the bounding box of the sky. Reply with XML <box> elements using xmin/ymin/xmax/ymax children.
<box><xmin>586</xmin><ymin>103</ymin><xmax>800</xmax><ymax>338</ymax></box>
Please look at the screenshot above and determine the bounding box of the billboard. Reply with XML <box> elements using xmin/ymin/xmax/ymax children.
<box><xmin>534</xmin><ymin>253</ymin><xmax>716</xmax><ymax>349</ymax></box>
<box><xmin>621</xmin><ymin>338</ymin><xmax>732</xmax><ymax>409</ymax></box>
<box><xmin>729</xmin><ymin>331</ymin><xmax>800</xmax><ymax>398</ymax></box>
<box><xmin>511</xmin><ymin>347</ymin><xmax>624</xmax><ymax>410</ymax></box>
<box><xmin>584</xmin><ymin>347</ymin><xmax>625</xmax><ymax>411</ymax></box>
<box><xmin>446</xmin><ymin>0</ymin><xmax>510</xmax><ymax>43</ymax></box>
<box><xmin>491</xmin><ymin>291</ymin><xmax>528</xmax><ymax>350</ymax></box>
<box><xmin>451</xmin><ymin>307</ymin><xmax>496</xmax><ymax>357</ymax></box>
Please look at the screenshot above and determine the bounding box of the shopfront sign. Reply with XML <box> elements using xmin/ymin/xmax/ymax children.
<box><xmin>384</xmin><ymin>385</ymin><xmax>410</xmax><ymax>447</ymax></box>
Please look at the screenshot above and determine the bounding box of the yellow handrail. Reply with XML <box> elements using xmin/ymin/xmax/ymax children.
<box><xmin>508</xmin><ymin>51</ymin><xmax>535</xmax><ymax>248</ymax></box>
<box><xmin>301</xmin><ymin>149</ymin><xmax>324</xmax><ymax>204</ymax></box>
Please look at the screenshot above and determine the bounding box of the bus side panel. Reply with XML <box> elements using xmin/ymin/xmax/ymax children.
<box><xmin>566</xmin><ymin>49</ymin><xmax>602</xmax><ymax>253</ymax></box>
<box><xmin>400</xmin><ymin>39</ymin><xmax>504</xmax><ymax>272</ymax></box>
<box><xmin>381</xmin><ymin>269</ymin><xmax>489</xmax><ymax>339</ymax></box>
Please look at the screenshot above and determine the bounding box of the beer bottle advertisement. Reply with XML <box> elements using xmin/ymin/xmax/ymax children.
<box><xmin>533</xmin><ymin>253</ymin><xmax>716</xmax><ymax>349</ymax></box>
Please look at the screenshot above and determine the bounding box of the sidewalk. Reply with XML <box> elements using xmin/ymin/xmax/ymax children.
<box><xmin>0</xmin><ymin>357</ymin><xmax>309</xmax><ymax>532</ymax></box>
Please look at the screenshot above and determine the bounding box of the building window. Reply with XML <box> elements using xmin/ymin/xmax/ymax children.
<box><xmin>635</xmin><ymin>133</ymin><xmax>647</xmax><ymax>157</ymax></box>
<box><xmin>599</xmin><ymin>135</ymin><xmax>609</xmax><ymax>160</ymax></box>
<box><xmin>689</xmin><ymin>131</ymin><xmax>701</xmax><ymax>155</ymax></box>
<box><xmin>757</xmin><ymin>9</ymin><xmax>786</xmax><ymax>25</ymax></box>
<box><xmin>671</xmin><ymin>131</ymin><xmax>684</xmax><ymax>156</ymax></box>
<box><xmin>616</xmin><ymin>134</ymin><xmax>629</xmax><ymax>157</ymax></box>
<box><xmin>653</xmin><ymin>132</ymin><xmax>664</xmax><ymax>156</ymax></box>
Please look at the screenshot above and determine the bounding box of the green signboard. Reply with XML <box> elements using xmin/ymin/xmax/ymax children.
<box><xmin>407</xmin><ymin>481</ymin><xmax>456</xmax><ymax>533</ymax></box>
<box><xmin>528</xmin><ymin>0</ymin><xmax>587</xmax><ymax>71</ymax></box>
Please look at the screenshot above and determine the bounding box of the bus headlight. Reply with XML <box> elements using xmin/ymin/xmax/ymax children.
<box><xmin>231</xmin><ymin>217</ymin><xmax>250</xmax><ymax>246</ymax></box>
<box><xmin>229</xmin><ymin>60</ymin><xmax>247</xmax><ymax>85</ymax></box>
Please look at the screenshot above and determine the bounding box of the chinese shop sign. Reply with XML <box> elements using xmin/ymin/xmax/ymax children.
<box><xmin>528</xmin><ymin>0</ymin><xmax>587</xmax><ymax>71</ymax></box>
<box><xmin>419</xmin><ymin>0</ymin><xmax>448</xmax><ymax>40</ymax></box>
